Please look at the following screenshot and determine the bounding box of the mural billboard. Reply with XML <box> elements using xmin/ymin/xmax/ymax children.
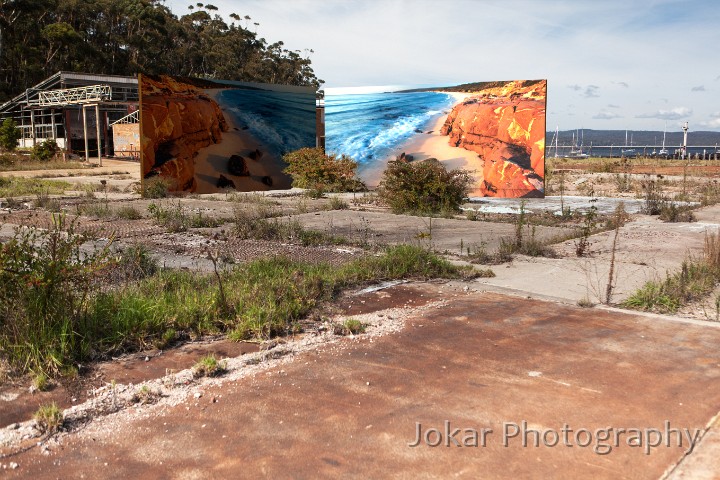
<box><xmin>140</xmin><ymin>74</ymin><xmax>317</xmax><ymax>193</ymax></box>
<box><xmin>325</xmin><ymin>79</ymin><xmax>546</xmax><ymax>198</ymax></box>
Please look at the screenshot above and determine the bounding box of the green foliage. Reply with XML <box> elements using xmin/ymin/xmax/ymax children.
<box><xmin>1</xmin><ymin>238</ymin><xmax>472</xmax><ymax>377</ymax></box>
<box><xmin>0</xmin><ymin>119</ymin><xmax>21</xmax><ymax>151</ymax></box>
<box><xmin>0</xmin><ymin>215</ymin><xmax>114</xmax><ymax>376</ymax></box>
<box><xmin>0</xmin><ymin>177</ymin><xmax>70</xmax><ymax>198</ymax></box>
<box><xmin>623</xmin><ymin>232</ymin><xmax>720</xmax><ymax>313</ymax></box>
<box><xmin>0</xmin><ymin>2</ymin><xmax>322</xmax><ymax>103</ymax></box>
<box><xmin>378</xmin><ymin>159</ymin><xmax>472</xmax><ymax>215</ymax></box>
<box><xmin>283</xmin><ymin>147</ymin><xmax>366</xmax><ymax>193</ymax></box>
<box><xmin>31</xmin><ymin>139</ymin><xmax>59</xmax><ymax>161</ymax></box>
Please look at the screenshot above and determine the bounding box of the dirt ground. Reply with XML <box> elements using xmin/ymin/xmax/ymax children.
<box><xmin>1</xmin><ymin>158</ymin><xmax>720</xmax><ymax>477</ymax></box>
<box><xmin>2</xmin><ymin>285</ymin><xmax>719</xmax><ymax>479</ymax></box>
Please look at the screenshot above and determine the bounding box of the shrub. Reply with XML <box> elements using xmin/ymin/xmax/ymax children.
<box><xmin>0</xmin><ymin>215</ymin><xmax>113</xmax><ymax>376</ymax></box>
<box><xmin>0</xmin><ymin>118</ymin><xmax>21</xmax><ymax>152</ymax></box>
<box><xmin>31</xmin><ymin>139</ymin><xmax>59</xmax><ymax>161</ymax></box>
<box><xmin>283</xmin><ymin>147</ymin><xmax>366</xmax><ymax>193</ymax></box>
<box><xmin>378</xmin><ymin>159</ymin><xmax>472</xmax><ymax>215</ymax></box>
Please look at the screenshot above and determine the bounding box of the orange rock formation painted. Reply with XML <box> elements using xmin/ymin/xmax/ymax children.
<box><xmin>440</xmin><ymin>80</ymin><xmax>546</xmax><ymax>197</ymax></box>
<box><xmin>140</xmin><ymin>75</ymin><xmax>228</xmax><ymax>192</ymax></box>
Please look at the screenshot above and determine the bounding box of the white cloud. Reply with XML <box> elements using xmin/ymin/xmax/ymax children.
<box><xmin>607</xmin><ymin>103</ymin><xmax>620</xmax><ymax>108</ymax></box>
<box><xmin>691</xmin><ymin>85</ymin><xmax>705</xmax><ymax>92</ymax></box>
<box><xmin>636</xmin><ymin>107</ymin><xmax>693</xmax><ymax>120</ymax></box>
<box><xmin>593</xmin><ymin>111</ymin><xmax>622</xmax><ymax>119</ymax></box>
<box><xmin>583</xmin><ymin>85</ymin><xmax>600</xmax><ymax>98</ymax></box>
<box><xmin>699</xmin><ymin>118</ymin><xmax>720</xmax><ymax>129</ymax></box>
<box><xmin>567</xmin><ymin>85</ymin><xmax>582</xmax><ymax>91</ymax></box>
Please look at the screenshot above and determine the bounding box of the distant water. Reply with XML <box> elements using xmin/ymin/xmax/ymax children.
<box><xmin>548</xmin><ymin>145</ymin><xmax>720</xmax><ymax>158</ymax></box>
<box><xmin>325</xmin><ymin>92</ymin><xmax>457</xmax><ymax>175</ymax></box>
<box><xmin>217</xmin><ymin>89</ymin><xmax>316</xmax><ymax>157</ymax></box>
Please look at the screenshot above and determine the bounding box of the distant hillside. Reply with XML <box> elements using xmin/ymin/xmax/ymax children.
<box><xmin>548</xmin><ymin>129</ymin><xmax>720</xmax><ymax>147</ymax></box>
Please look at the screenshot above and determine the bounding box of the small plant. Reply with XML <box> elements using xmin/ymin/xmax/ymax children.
<box><xmin>659</xmin><ymin>202</ymin><xmax>696</xmax><ymax>223</ymax></box>
<box><xmin>115</xmin><ymin>205</ymin><xmax>143</xmax><ymax>220</ymax></box>
<box><xmin>577</xmin><ymin>297</ymin><xmax>595</xmax><ymax>308</ymax></box>
<box><xmin>475</xmin><ymin>268</ymin><xmax>496</xmax><ymax>278</ymax></box>
<box><xmin>142</xmin><ymin>176</ymin><xmax>172</xmax><ymax>198</ymax></box>
<box><xmin>335</xmin><ymin>318</ymin><xmax>367</xmax><ymax>335</ymax></box>
<box><xmin>192</xmin><ymin>354</ymin><xmax>227</xmax><ymax>378</ymax></box>
<box><xmin>641</xmin><ymin>175</ymin><xmax>666</xmax><ymax>215</ymax></box>
<box><xmin>283</xmin><ymin>147</ymin><xmax>366</xmax><ymax>193</ymax></box>
<box><xmin>133</xmin><ymin>385</ymin><xmax>159</xmax><ymax>405</ymax></box>
<box><xmin>34</xmin><ymin>403</ymin><xmax>64</xmax><ymax>434</ymax></box>
<box><xmin>575</xmin><ymin>199</ymin><xmax>598</xmax><ymax>257</ymax></box>
<box><xmin>328</xmin><ymin>196</ymin><xmax>349</xmax><ymax>210</ymax></box>
<box><xmin>31</xmin><ymin>139</ymin><xmax>59</xmax><ymax>161</ymax></box>
<box><xmin>32</xmin><ymin>371</ymin><xmax>52</xmax><ymax>392</ymax></box>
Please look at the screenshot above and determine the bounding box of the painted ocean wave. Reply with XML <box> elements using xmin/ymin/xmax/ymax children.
<box><xmin>217</xmin><ymin>89</ymin><xmax>316</xmax><ymax>157</ymax></box>
<box><xmin>325</xmin><ymin>92</ymin><xmax>456</xmax><ymax>172</ymax></box>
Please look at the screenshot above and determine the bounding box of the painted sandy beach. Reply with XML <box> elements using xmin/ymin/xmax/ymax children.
<box><xmin>325</xmin><ymin>80</ymin><xmax>547</xmax><ymax>198</ymax></box>
<box><xmin>140</xmin><ymin>75</ymin><xmax>316</xmax><ymax>194</ymax></box>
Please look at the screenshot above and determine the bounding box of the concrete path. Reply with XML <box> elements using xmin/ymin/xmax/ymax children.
<box><xmin>4</xmin><ymin>284</ymin><xmax>719</xmax><ymax>479</ymax></box>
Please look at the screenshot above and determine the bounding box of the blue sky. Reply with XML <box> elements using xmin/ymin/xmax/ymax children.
<box><xmin>165</xmin><ymin>0</ymin><xmax>720</xmax><ymax>131</ymax></box>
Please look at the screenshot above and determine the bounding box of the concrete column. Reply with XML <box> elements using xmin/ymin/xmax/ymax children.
<box><xmin>82</xmin><ymin>105</ymin><xmax>89</xmax><ymax>162</ymax></box>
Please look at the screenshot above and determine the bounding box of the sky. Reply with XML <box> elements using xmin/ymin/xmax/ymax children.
<box><xmin>165</xmin><ymin>0</ymin><xmax>720</xmax><ymax>132</ymax></box>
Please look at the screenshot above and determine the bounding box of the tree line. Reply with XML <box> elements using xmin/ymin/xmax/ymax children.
<box><xmin>0</xmin><ymin>0</ymin><xmax>323</xmax><ymax>102</ymax></box>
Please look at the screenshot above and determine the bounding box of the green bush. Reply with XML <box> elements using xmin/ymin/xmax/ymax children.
<box><xmin>31</xmin><ymin>139</ymin><xmax>59</xmax><ymax>161</ymax></box>
<box><xmin>0</xmin><ymin>215</ymin><xmax>114</xmax><ymax>376</ymax></box>
<box><xmin>378</xmin><ymin>159</ymin><xmax>472</xmax><ymax>215</ymax></box>
<box><xmin>0</xmin><ymin>118</ymin><xmax>21</xmax><ymax>152</ymax></box>
<box><xmin>283</xmin><ymin>147</ymin><xmax>366</xmax><ymax>193</ymax></box>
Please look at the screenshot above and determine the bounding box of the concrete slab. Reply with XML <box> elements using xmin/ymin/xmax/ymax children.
<box><xmin>5</xmin><ymin>288</ymin><xmax>720</xmax><ymax>479</ymax></box>
<box><xmin>290</xmin><ymin>210</ymin><xmax>573</xmax><ymax>252</ymax></box>
<box><xmin>477</xmin><ymin>215</ymin><xmax>720</xmax><ymax>304</ymax></box>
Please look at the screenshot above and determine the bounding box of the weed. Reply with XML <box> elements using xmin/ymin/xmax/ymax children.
<box><xmin>34</xmin><ymin>403</ymin><xmax>63</xmax><ymax>434</ymax></box>
<box><xmin>623</xmin><ymin>232</ymin><xmax>720</xmax><ymax>313</ymax></box>
<box><xmin>328</xmin><ymin>196</ymin><xmax>349</xmax><ymax>210</ymax></box>
<box><xmin>32</xmin><ymin>371</ymin><xmax>51</xmax><ymax>392</ymax></box>
<box><xmin>132</xmin><ymin>385</ymin><xmax>159</xmax><ymax>405</ymax></box>
<box><xmin>577</xmin><ymin>297</ymin><xmax>595</xmax><ymax>308</ymax></box>
<box><xmin>659</xmin><ymin>202</ymin><xmax>696</xmax><ymax>223</ymax></box>
<box><xmin>193</xmin><ymin>354</ymin><xmax>227</xmax><ymax>378</ymax></box>
<box><xmin>335</xmin><ymin>318</ymin><xmax>367</xmax><ymax>335</ymax></box>
<box><xmin>142</xmin><ymin>176</ymin><xmax>172</xmax><ymax>198</ymax></box>
<box><xmin>148</xmin><ymin>202</ymin><xmax>220</xmax><ymax>232</ymax></box>
<box><xmin>32</xmin><ymin>191</ymin><xmax>62</xmax><ymax>212</ymax></box>
<box><xmin>575</xmin><ymin>199</ymin><xmax>598</xmax><ymax>257</ymax></box>
<box><xmin>640</xmin><ymin>175</ymin><xmax>666</xmax><ymax>215</ymax></box>
<box><xmin>475</xmin><ymin>268</ymin><xmax>496</xmax><ymax>278</ymax></box>
<box><xmin>115</xmin><ymin>205</ymin><xmax>143</xmax><ymax>220</ymax></box>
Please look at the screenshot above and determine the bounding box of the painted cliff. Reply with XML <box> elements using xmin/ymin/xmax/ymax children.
<box><xmin>440</xmin><ymin>80</ymin><xmax>546</xmax><ymax>197</ymax></box>
<box><xmin>140</xmin><ymin>74</ymin><xmax>228</xmax><ymax>192</ymax></box>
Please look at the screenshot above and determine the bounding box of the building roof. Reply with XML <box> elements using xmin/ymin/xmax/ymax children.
<box><xmin>0</xmin><ymin>71</ymin><xmax>137</xmax><ymax>114</ymax></box>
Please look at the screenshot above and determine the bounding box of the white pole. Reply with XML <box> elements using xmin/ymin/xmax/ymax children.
<box><xmin>82</xmin><ymin>106</ymin><xmax>89</xmax><ymax>163</ymax></box>
<box><xmin>95</xmin><ymin>104</ymin><xmax>102</xmax><ymax>167</ymax></box>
